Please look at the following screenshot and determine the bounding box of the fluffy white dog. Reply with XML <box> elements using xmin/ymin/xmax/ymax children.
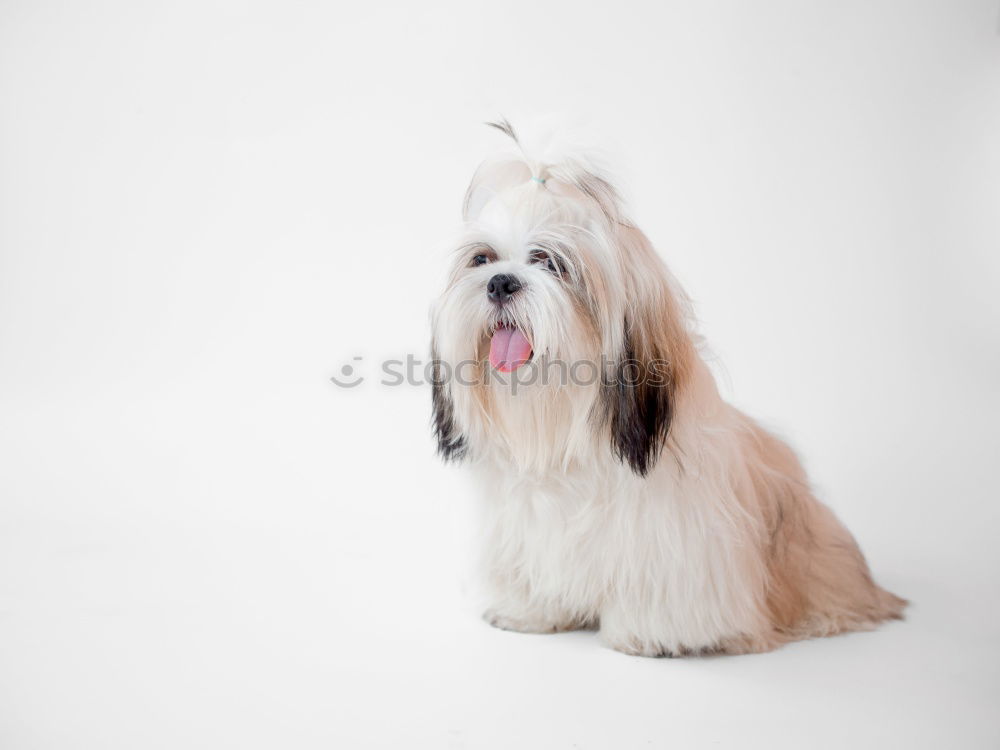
<box><xmin>431</xmin><ymin>121</ymin><xmax>905</xmax><ymax>656</ymax></box>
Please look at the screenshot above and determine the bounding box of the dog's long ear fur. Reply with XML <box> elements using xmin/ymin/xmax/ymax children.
<box><xmin>430</xmin><ymin>345</ymin><xmax>467</xmax><ymax>461</ymax></box>
<box><xmin>602</xmin><ymin>226</ymin><xmax>695</xmax><ymax>477</ymax></box>
<box><xmin>509</xmin><ymin>140</ymin><xmax>694</xmax><ymax>477</ymax></box>
<box><xmin>603</xmin><ymin>322</ymin><xmax>674</xmax><ymax>476</ymax></box>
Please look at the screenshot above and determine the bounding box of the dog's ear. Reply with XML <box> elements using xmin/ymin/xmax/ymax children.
<box><xmin>430</xmin><ymin>346</ymin><xmax>467</xmax><ymax>461</ymax></box>
<box><xmin>600</xmin><ymin>227</ymin><xmax>694</xmax><ymax>477</ymax></box>
<box><xmin>602</xmin><ymin>320</ymin><xmax>674</xmax><ymax>476</ymax></box>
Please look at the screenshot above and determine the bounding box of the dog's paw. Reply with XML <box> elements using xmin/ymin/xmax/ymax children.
<box><xmin>601</xmin><ymin>631</ymin><xmax>678</xmax><ymax>658</ymax></box>
<box><xmin>601</xmin><ymin>628</ymin><xmax>774</xmax><ymax>658</ymax></box>
<box><xmin>483</xmin><ymin>609</ymin><xmax>576</xmax><ymax>634</ymax></box>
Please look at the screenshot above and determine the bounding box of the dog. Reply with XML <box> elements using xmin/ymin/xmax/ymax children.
<box><xmin>430</xmin><ymin>120</ymin><xmax>906</xmax><ymax>656</ymax></box>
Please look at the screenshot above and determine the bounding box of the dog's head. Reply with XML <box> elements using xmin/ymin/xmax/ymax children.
<box><xmin>431</xmin><ymin>121</ymin><xmax>695</xmax><ymax>476</ymax></box>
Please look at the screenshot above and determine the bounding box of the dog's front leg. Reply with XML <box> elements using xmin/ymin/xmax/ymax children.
<box><xmin>598</xmin><ymin>603</ymin><xmax>684</xmax><ymax>657</ymax></box>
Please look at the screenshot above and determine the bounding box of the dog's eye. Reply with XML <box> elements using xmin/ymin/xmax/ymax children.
<box><xmin>471</xmin><ymin>254</ymin><xmax>490</xmax><ymax>267</ymax></box>
<box><xmin>529</xmin><ymin>249</ymin><xmax>565</xmax><ymax>276</ymax></box>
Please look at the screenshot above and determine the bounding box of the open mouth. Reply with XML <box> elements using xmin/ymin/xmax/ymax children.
<box><xmin>488</xmin><ymin>323</ymin><xmax>533</xmax><ymax>373</ymax></box>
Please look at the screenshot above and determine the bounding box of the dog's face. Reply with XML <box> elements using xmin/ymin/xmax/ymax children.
<box><xmin>432</xmin><ymin>125</ymin><xmax>695</xmax><ymax>476</ymax></box>
<box><xmin>435</xmin><ymin>179</ymin><xmax>622</xmax><ymax>378</ymax></box>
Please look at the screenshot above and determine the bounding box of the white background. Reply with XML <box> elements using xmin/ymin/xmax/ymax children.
<box><xmin>1</xmin><ymin>1</ymin><xmax>998</xmax><ymax>748</ymax></box>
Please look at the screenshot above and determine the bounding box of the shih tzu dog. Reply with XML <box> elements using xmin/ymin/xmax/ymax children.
<box><xmin>430</xmin><ymin>120</ymin><xmax>905</xmax><ymax>656</ymax></box>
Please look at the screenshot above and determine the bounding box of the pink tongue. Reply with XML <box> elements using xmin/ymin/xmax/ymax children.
<box><xmin>489</xmin><ymin>326</ymin><xmax>532</xmax><ymax>372</ymax></box>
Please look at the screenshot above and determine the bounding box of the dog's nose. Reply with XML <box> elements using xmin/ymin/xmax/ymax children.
<box><xmin>487</xmin><ymin>273</ymin><xmax>523</xmax><ymax>305</ymax></box>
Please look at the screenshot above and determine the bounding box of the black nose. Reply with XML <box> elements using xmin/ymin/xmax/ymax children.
<box><xmin>487</xmin><ymin>273</ymin><xmax>522</xmax><ymax>305</ymax></box>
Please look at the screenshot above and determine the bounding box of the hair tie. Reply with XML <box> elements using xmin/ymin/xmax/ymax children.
<box><xmin>531</xmin><ymin>176</ymin><xmax>547</xmax><ymax>185</ymax></box>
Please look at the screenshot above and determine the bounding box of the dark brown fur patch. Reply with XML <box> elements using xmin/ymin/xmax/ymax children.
<box><xmin>431</xmin><ymin>346</ymin><xmax>466</xmax><ymax>461</ymax></box>
<box><xmin>601</xmin><ymin>322</ymin><xmax>674</xmax><ymax>476</ymax></box>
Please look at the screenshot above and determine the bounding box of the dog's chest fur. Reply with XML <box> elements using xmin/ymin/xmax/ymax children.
<box><xmin>474</xmin><ymin>454</ymin><xmax>768</xmax><ymax>644</ymax></box>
